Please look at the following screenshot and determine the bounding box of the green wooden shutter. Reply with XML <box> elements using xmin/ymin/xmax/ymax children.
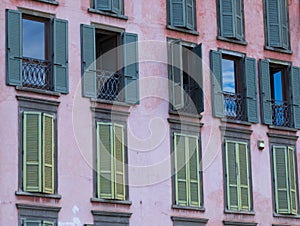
<box><xmin>225</xmin><ymin>141</ymin><xmax>238</xmax><ymax>210</ymax></box>
<box><xmin>288</xmin><ymin>147</ymin><xmax>298</xmax><ymax>215</ymax></box>
<box><xmin>266</xmin><ymin>0</ymin><xmax>282</xmax><ymax>47</ymax></box>
<box><xmin>259</xmin><ymin>59</ymin><xmax>272</xmax><ymax>125</ymax></box>
<box><xmin>123</xmin><ymin>32</ymin><xmax>139</xmax><ymax>104</ymax></box>
<box><xmin>273</xmin><ymin>146</ymin><xmax>290</xmax><ymax>214</ymax></box>
<box><xmin>290</xmin><ymin>66</ymin><xmax>300</xmax><ymax>129</ymax></box>
<box><xmin>43</xmin><ymin>221</ymin><xmax>55</xmax><ymax>226</ymax></box>
<box><xmin>169</xmin><ymin>40</ymin><xmax>184</xmax><ymax>110</ymax></box>
<box><xmin>23</xmin><ymin>112</ymin><xmax>42</xmax><ymax>192</ymax></box>
<box><xmin>280</xmin><ymin>0</ymin><xmax>289</xmax><ymax>49</ymax></box>
<box><xmin>235</xmin><ymin>0</ymin><xmax>244</xmax><ymax>40</ymax></box>
<box><xmin>81</xmin><ymin>24</ymin><xmax>96</xmax><ymax>98</ymax></box>
<box><xmin>53</xmin><ymin>18</ymin><xmax>68</xmax><ymax>94</ymax></box>
<box><xmin>24</xmin><ymin>220</ymin><xmax>42</xmax><ymax>226</ymax></box>
<box><xmin>186</xmin><ymin>0</ymin><xmax>195</xmax><ymax>30</ymax></box>
<box><xmin>245</xmin><ymin>57</ymin><xmax>258</xmax><ymax>123</ymax></box>
<box><xmin>210</xmin><ymin>50</ymin><xmax>224</xmax><ymax>117</ymax></box>
<box><xmin>6</xmin><ymin>9</ymin><xmax>22</xmax><ymax>86</ymax></box>
<box><xmin>42</xmin><ymin>114</ymin><xmax>54</xmax><ymax>194</ymax></box>
<box><xmin>114</xmin><ymin>124</ymin><xmax>125</xmax><ymax>200</ymax></box>
<box><xmin>237</xmin><ymin>142</ymin><xmax>251</xmax><ymax>211</ymax></box>
<box><xmin>170</xmin><ymin>0</ymin><xmax>185</xmax><ymax>27</ymax></box>
<box><xmin>188</xmin><ymin>136</ymin><xmax>200</xmax><ymax>207</ymax></box>
<box><xmin>112</xmin><ymin>0</ymin><xmax>122</xmax><ymax>14</ymax></box>
<box><xmin>220</xmin><ymin>0</ymin><xmax>235</xmax><ymax>38</ymax></box>
<box><xmin>95</xmin><ymin>0</ymin><xmax>111</xmax><ymax>11</ymax></box>
<box><xmin>97</xmin><ymin>123</ymin><xmax>114</xmax><ymax>199</ymax></box>
<box><xmin>190</xmin><ymin>44</ymin><xmax>204</xmax><ymax>113</ymax></box>
<box><xmin>174</xmin><ymin>134</ymin><xmax>188</xmax><ymax>206</ymax></box>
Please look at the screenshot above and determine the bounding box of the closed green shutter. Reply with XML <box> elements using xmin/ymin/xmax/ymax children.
<box><xmin>81</xmin><ymin>24</ymin><xmax>96</xmax><ymax>98</ymax></box>
<box><xmin>225</xmin><ymin>141</ymin><xmax>239</xmax><ymax>210</ymax></box>
<box><xmin>43</xmin><ymin>114</ymin><xmax>54</xmax><ymax>194</ymax></box>
<box><xmin>6</xmin><ymin>9</ymin><xmax>22</xmax><ymax>86</ymax></box>
<box><xmin>245</xmin><ymin>57</ymin><xmax>258</xmax><ymax>123</ymax></box>
<box><xmin>53</xmin><ymin>18</ymin><xmax>68</xmax><ymax>94</ymax></box>
<box><xmin>288</xmin><ymin>147</ymin><xmax>298</xmax><ymax>215</ymax></box>
<box><xmin>210</xmin><ymin>50</ymin><xmax>224</xmax><ymax>117</ymax></box>
<box><xmin>114</xmin><ymin>124</ymin><xmax>125</xmax><ymax>200</ymax></box>
<box><xmin>95</xmin><ymin>0</ymin><xmax>111</xmax><ymax>11</ymax></box>
<box><xmin>97</xmin><ymin>123</ymin><xmax>114</xmax><ymax>199</ymax></box>
<box><xmin>169</xmin><ymin>40</ymin><xmax>184</xmax><ymax>110</ymax></box>
<box><xmin>188</xmin><ymin>136</ymin><xmax>200</xmax><ymax>207</ymax></box>
<box><xmin>23</xmin><ymin>112</ymin><xmax>42</xmax><ymax>192</ymax></box>
<box><xmin>24</xmin><ymin>220</ymin><xmax>42</xmax><ymax>226</ymax></box>
<box><xmin>280</xmin><ymin>0</ymin><xmax>289</xmax><ymax>49</ymax></box>
<box><xmin>43</xmin><ymin>221</ymin><xmax>55</xmax><ymax>226</ymax></box>
<box><xmin>220</xmin><ymin>0</ymin><xmax>235</xmax><ymax>38</ymax></box>
<box><xmin>174</xmin><ymin>134</ymin><xmax>188</xmax><ymax>206</ymax></box>
<box><xmin>273</xmin><ymin>146</ymin><xmax>290</xmax><ymax>214</ymax></box>
<box><xmin>290</xmin><ymin>66</ymin><xmax>300</xmax><ymax>129</ymax></box>
<box><xmin>266</xmin><ymin>0</ymin><xmax>282</xmax><ymax>47</ymax></box>
<box><xmin>237</xmin><ymin>142</ymin><xmax>251</xmax><ymax>211</ymax></box>
<box><xmin>170</xmin><ymin>0</ymin><xmax>185</xmax><ymax>27</ymax></box>
<box><xmin>235</xmin><ymin>0</ymin><xmax>244</xmax><ymax>40</ymax></box>
<box><xmin>123</xmin><ymin>32</ymin><xmax>139</xmax><ymax>104</ymax></box>
<box><xmin>186</xmin><ymin>0</ymin><xmax>195</xmax><ymax>30</ymax></box>
<box><xmin>112</xmin><ymin>0</ymin><xmax>122</xmax><ymax>14</ymax></box>
<box><xmin>259</xmin><ymin>59</ymin><xmax>272</xmax><ymax>125</ymax></box>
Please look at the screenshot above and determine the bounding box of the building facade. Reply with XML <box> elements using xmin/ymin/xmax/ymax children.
<box><xmin>0</xmin><ymin>0</ymin><xmax>300</xmax><ymax>225</ymax></box>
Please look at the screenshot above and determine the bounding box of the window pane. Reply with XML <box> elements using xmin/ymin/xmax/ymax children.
<box><xmin>272</xmin><ymin>71</ymin><xmax>283</xmax><ymax>102</ymax></box>
<box><xmin>222</xmin><ymin>59</ymin><xmax>236</xmax><ymax>93</ymax></box>
<box><xmin>23</xmin><ymin>19</ymin><xmax>45</xmax><ymax>60</ymax></box>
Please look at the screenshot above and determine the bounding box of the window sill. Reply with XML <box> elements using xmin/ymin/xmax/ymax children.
<box><xmin>32</xmin><ymin>0</ymin><xmax>59</xmax><ymax>5</ymax></box>
<box><xmin>166</xmin><ymin>25</ymin><xmax>199</xmax><ymax>36</ymax></box>
<box><xmin>268</xmin><ymin>125</ymin><xmax>297</xmax><ymax>132</ymax></box>
<box><xmin>16</xmin><ymin>86</ymin><xmax>61</xmax><ymax>97</ymax></box>
<box><xmin>221</xmin><ymin>118</ymin><xmax>252</xmax><ymax>126</ymax></box>
<box><xmin>217</xmin><ymin>36</ymin><xmax>247</xmax><ymax>46</ymax></box>
<box><xmin>91</xmin><ymin>198</ymin><xmax>132</xmax><ymax>205</ymax></box>
<box><xmin>264</xmin><ymin>46</ymin><xmax>292</xmax><ymax>54</ymax></box>
<box><xmin>15</xmin><ymin>191</ymin><xmax>62</xmax><ymax>199</ymax></box>
<box><xmin>172</xmin><ymin>205</ymin><xmax>205</xmax><ymax>212</ymax></box>
<box><xmin>273</xmin><ymin>213</ymin><xmax>300</xmax><ymax>219</ymax></box>
<box><xmin>88</xmin><ymin>8</ymin><xmax>128</xmax><ymax>20</ymax></box>
<box><xmin>224</xmin><ymin>209</ymin><xmax>255</xmax><ymax>215</ymax></box>
<box><xmin>90</xmin><ymin>98</ymin><xmax>132</xmax><ymax>107</ymax></box>
<box><xmin>169</xmin><ymin>109</ymin><xmax>202</xmax><ymax>120</ymax></box>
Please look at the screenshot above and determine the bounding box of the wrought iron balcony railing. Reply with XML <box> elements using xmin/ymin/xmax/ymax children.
<box><xmin>22</xmin><ymin>57</ymin><xmax>52</xmax><ymax>90</ymax></box>
<box><xmin>271</xmin><ymin>100</ymin><xmax>291</xmax><ymax>127</ymax></box>
<box><xmin>223</xmin><ymin>92</ymin><xmax>245</xmax><ymax>121</ymax></box>
<box><xmin>96</xmin><ymin>70</ymin><xmax>123</xmax><ymax>101</ymax></box>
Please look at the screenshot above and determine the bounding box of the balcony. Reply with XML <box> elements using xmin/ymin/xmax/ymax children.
<box><xmin>22</xmin><ymin>57</ymin><xmax>52</xmax><ymax>90</ymax></box>
<box><xmin>223</xmin><ymin>92</ymin><xmax>245</xmax><ymax>121</ymax></box>
<box><xmin>271</xmin><ymin>100</ymin><xmax>291</xmax><ymax>127</ymax></box>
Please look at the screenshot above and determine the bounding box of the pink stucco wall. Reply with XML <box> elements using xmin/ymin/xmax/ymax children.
<box><xmin>0</xmin><ymin>0</ymin><xmax>300</xmax><ymax>225</ymax></box>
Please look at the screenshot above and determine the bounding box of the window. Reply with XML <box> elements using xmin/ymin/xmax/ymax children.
<box><xmin>272</xmin><ymin>145</ymin><xmax>298</xmax><ymax>215</ymax></box>
<box><xmin>168</xmin><ymin>39</ymin><xmax>203</xmax><ymax>115</ymax></box>
<box><xmin>173</xmin><ymin>133</ymin><xmax>202</xmax><ymax>208</ymax></box>
<box><xmin>92</xmin><ymin>211</ymin><xmax>131</xmax><ymax>226</ymax></box>
<box><xmin>172</xmin><ymin>216</ymin><xmax>208</xmax><ymax>226</ymax></box>
<box><xmin>210</xmin><ymin>50</ymin><xmax>258</xmax><ymax>123</ymax></box>
<box><xmin>92</xmin><ymin>0</ymin><xmax>124</xmax><ymax>15</ymax></box>
<box><xmin>81</xmin><ymin>24</ymin><xmax>139</xmax><ymax>104</ymax></box>
<box><xmin>218</xmin><ymin>0</ymin><xmax>245</xmax><ymax>42</ymax></box>
<box><xmin>264</xmin><ymin>0</ymin><xmax>290</xmax><ymax>51</ymax></box>
<box><xmin>96</xmin><ymin>122</ymin><xmax>127</xmax><ymax>200</ymax></box>
<box><xmin>6</xmin><ymin>10</ymin><xmax>68</xmax><ymax>93</ymax></box>
<box><xmin>259</xmin><ymin>60</ymin><xmax>300</xmax><ymax>128</ymax></box>
<box><xmin>167</xmin><ymin>0</ymin><xmax>196</xmax><ymax>31</ymax></box>
<box><xmin>224</xmin><ymin>140</ymin><xmax>251</xmax><ymax>211</ymax></box>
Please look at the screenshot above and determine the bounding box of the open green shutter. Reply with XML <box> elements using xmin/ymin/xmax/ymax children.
<box><xmin>226</xmin><ymin>141</ymin><xmax>238</xmax><ymax>210</ymax></box>
<box><xmin>245</xmin><ymin>57</ymin><xmax>258</xmax><ymax>123</ymax></box>
<box><xmin>210</xmin><ymin>50</ymin><xmax>224</xmax><ymax>117</ymax></box>
<box><xmin>174</xmin><ymin>134</ymin><xmax>188</xmax><ymax>206</ymax></box>
<box><xmin>43</xmin><ymin>221</ymin><xmax>55</xmax><ymax>226</ymax></box>
<box><xmin>288</xmin><ymin>147</ymin><xmax>298</xmax><ymax>215</ymax></box>
<box><xmin>235</xmin><ymin>0</ymin><xmax>244</xmax><ymax>40</ymax></box>
<box><xmin>112</xmin><ymin>0</ymin><xmax>122</xmax><ymax>14</ymax></box>
<box><xmin>123</xmin><ymin>32</ymin><xmax>139</xmax><ymax>104</ymax></box>
<box><xmin>259</xmin><ymin>60</ymin><xmax>272</xmax><ymax>125</ymax></box>
<box><xmin>237</xmin><ymin>142</ymin><xmax>251</xmax><ymax>211</ymax></box>
<box><xmin>24</xmin><ymin>220</ymin><xmax>42</xmax><ymax>226</ymax></box>
<box><xmin>6</xmin><ymin>9</ymin><xmax>22</xmax><ymax>86</ymax></box>
<box><xmin>186</xmin><ymin>0</ymin><xmax>195</xmax><ymax>30</ymax></box>
<box><xmin>220</xmin><ymin>0</ymin><xmax>235</xmax><ymax>38</ymax></box>
<box><xmin>81</xmin><ymin>24</ymin><xmax>96</xmax><ymax>98</ymax></box>
<box><xmin>95</xmin><ymin>0</ymin><xmax>111</xmax><ymax>11</ymax></box>
<box><xmin>280</xmin><ymin>0</ymin><xmax>289</xmax><ymax>49</ymax></box>
<box><xmin>97</xmin><ymin>123</ymin><xmax>114</xmax><ymax>199</ymax></box>
<box><xmin>170</xmin><ymin>0</ymin><xmax>185</xmax><ymax>27</ymax></box>
<box><xmin>273</xmin><ymin>146</ymin><xmax>290</xmax><ymax>214</ymax></box>
<box><xmin>188</xmin><ymin>136</ymin><xmax>200</xmax><ymax>207</ymax></box>
<box><xmin>169</xmin><ymin>40</ymin><xmax>184</xmax><ymax>110</ymax></box>
<box><xmin>266</xmin><ymin>0</ymin><xmax>282</xmax><ymax>47</ymax></box>
<box><xmin>23</xmin><ymin>112</ymin><xmax>42</xmax><ymax>192</ymax></box>
<box><xmin>53</xmin><ymin>18</ymin><xmax>68</xmax><ymax>93</ymax></box>
<box><xmin>43</xmin><ymin>114</ymin><xmax>54</xmax><ymax>194</ymax></box>
<box><xmin>290</xmin><ymin>66</ymin><xmax>300</xmax><ymax>129</ymax></box>
<box><xmin>114</xmin><ymin>124</ymin><xmax>125</xmax><ymax>200</ymax></box>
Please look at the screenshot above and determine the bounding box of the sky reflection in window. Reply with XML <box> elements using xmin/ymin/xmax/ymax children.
<box><xmin>273</xmin><ymin>71</ymin><xmax>283</xmax><ymax>102</ymax></box>
<box><xmin>222</xmin><ymin>59</ymin><xmax>235</xmax><ymax>93</ymax></box>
